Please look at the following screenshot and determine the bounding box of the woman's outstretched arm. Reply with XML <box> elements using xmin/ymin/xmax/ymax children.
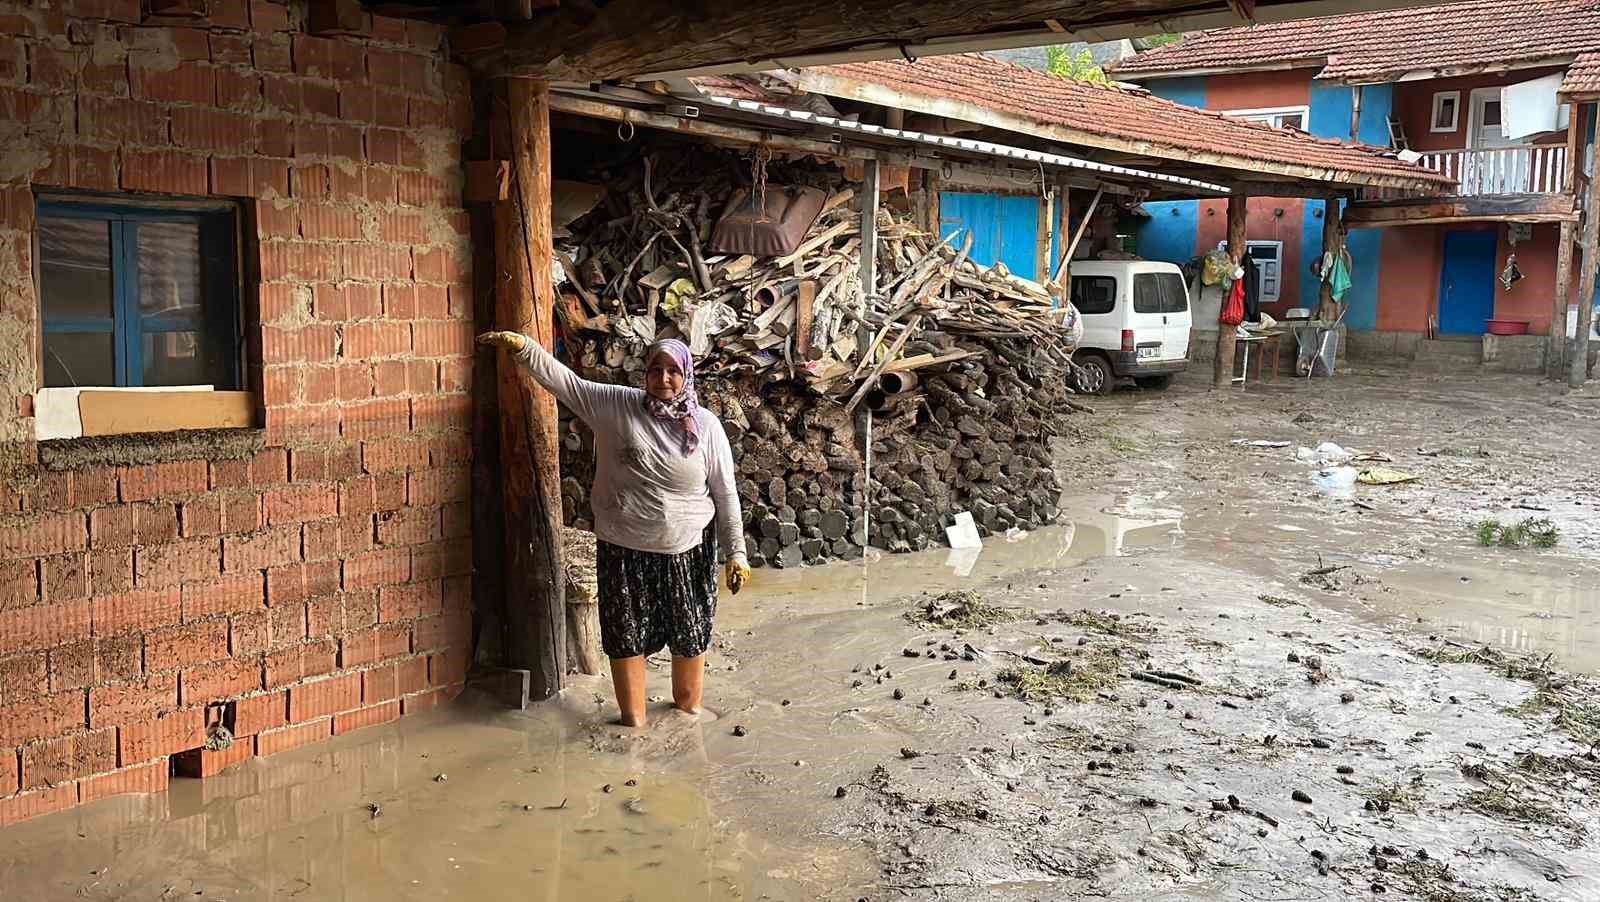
<box><xmin>477</xmin><ymin>331</ymin><xmax>634</xmax><ymax>425</ymax></box>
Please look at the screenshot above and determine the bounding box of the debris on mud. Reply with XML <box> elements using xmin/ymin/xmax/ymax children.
<box><xmin>1050</xmin><ymin>609</ymin><xmax>1156</xmax><ymax>638</ymax></box>
<box><xmin>995</xmin><ymin>647</ymin><xmax>1129</xmax><ymax>702</ymax></box>
<box><xmin>905</xmin><ymin>590</ymin><xmax>1015</xmax><ymax>630</ymax></box>
<box><xmin>1474</xmin><ymin>517</ymin><xmax>1560</xmax><ymax>549</ymax></box>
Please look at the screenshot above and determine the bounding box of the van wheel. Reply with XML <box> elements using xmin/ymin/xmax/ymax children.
<box><xmin>1074</xmin><ymin>354</ymin><xmax>1114</xmax><ymax>396</ymax></box>
<box><xmin>1134</xmin><ymin>374</ymin><xmax>1173</xmax><ymax>390</ymax></box>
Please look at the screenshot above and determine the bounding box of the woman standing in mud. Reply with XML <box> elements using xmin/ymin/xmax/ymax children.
<box><xmin>477</xmin><ymin>330</ymin><xmax>750</xmax><ymax>728</ymax></box>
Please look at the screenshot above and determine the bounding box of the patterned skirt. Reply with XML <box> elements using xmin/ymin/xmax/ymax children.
<box><xmin>594</xmin><ymin>525</ymin><xmax>718</xmax><ymax>660</ymax></box>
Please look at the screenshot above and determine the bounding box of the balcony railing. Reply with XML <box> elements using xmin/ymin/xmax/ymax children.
<box><xmin>1418</xmin><ymin>144</ymin><xmax>1569</xmax><ymax>196</ymax></box>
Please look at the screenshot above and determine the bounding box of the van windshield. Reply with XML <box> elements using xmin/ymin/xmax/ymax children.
<box><xmin>1133</xmin><ymin>272</ymin><xmax>1189</xmax><ymax>314</ymax></box>
<box><xmin>1070</xmin><ymin>275</ymin><xmax>1117</xmax><ymax>315</ymax></box>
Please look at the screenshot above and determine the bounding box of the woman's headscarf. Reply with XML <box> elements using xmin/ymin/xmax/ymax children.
<box><xmin>643</xmin><ymin>338</ymin><xmax>700</xmax><ymax>455</ymax></box>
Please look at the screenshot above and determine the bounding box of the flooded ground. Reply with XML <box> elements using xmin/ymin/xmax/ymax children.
<box><xmin>2</xmin><ymin>368</ymin><xmax>1598</xmax><ymax>901</ymax></box>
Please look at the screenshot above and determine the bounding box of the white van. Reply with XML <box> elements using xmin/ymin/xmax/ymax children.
<box><xmin>1068</xmin><ymin>260</ymin><xmax>1192</xmax><ymax>394</ymax></box>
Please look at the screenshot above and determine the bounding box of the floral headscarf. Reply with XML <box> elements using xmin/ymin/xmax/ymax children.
<box><xmin>643</xmin><ymin>338</ymin><xmax>700</xmax><ymax>455</ymax></box>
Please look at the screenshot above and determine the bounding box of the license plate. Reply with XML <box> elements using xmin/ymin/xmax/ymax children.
<box><xmin>1137</xmin><ymin>346</ymin><xmax>1160</xmax><ymax>360</ymax></box>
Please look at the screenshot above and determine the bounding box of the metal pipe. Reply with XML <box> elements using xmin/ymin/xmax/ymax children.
<box><xmin>879</xmin><ymin>370</ymin><xmax>919</xmax><ymax>395</ymax></box>
<box><xmin>1350</xmin><ymin>85</ymin><xmax>1364</xmax><ymax>141</ymax></box>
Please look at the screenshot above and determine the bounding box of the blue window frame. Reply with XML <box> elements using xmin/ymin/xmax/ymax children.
<box><xmin>37</xmin><ymin>197</ymin><xmax>241</xmax><ymax>390</ymax></box>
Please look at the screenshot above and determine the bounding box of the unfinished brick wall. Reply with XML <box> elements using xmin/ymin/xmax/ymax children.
<box><xmin>0</xmin><ymin>0</ymin><xmax>474</xmax><ymax>826</ymax></box>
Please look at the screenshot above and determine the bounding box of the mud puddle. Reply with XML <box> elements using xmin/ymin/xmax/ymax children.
<box><xmin>0</xmin><ymin>697</ymin><xmax>858</xmax><ymax>901</ymax></box>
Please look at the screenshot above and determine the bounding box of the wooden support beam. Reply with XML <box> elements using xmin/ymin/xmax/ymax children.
<box><xmin>1215</xmin><ymin>192</ymin><xmax>1248</xmax><ymax>388</ymax></box>
<box><xmin>450</xmin><ymin>21</ymin><xmax>509</xmax><ymax>54</ymax></box>
<box><xmin>1317</xmin><ymin>198</ymin><xmax>1342</xmax><ymax>321</ymax></box>
<box><xmin>496</xmin><ymin>78</ymin><xmax>565</xmax><ymax>699</ymax></box>
<box><xmin>858</xmin><ymin>158</ymin><xmax>880</xmax><ymax>357</ymax></box>
<box><xmin>306</xmin><ymin>0</ymin><xmax>368</xmax><ymax>35</ymax></box>
<box><xmin>1054</xmin><ymin>186</ymin><xmax>1102</xmax><ymax>283</ymax></box>
<box><xmin>1550</xmin><ymin>219</ymin><xmax>1575</xmax><ymax>379</ymax></box>
<box><xmin>147</xmin><ymin>0</ymin><xmax>208</xmax><ymax>15</ymax></box>
<box><xmin>1574</xmin><ymin>119</ymin><xmax>1600</xmax><ymax>388</ymax></box>
<box><xmin>1035</xmin><ymin>189</ymin><xmax>1053</xmax><ymax>283</ymax></box>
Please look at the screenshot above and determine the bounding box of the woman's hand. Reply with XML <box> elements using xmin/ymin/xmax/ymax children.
<box><xmin>477</xmin><ymin>331</ymin><xmax>528</xmax><ymax>353</ymax></box>
<box><xmin>724</xmin><ymin>556</ymin><xmax>751</xmax><ymax>595</ymax></box>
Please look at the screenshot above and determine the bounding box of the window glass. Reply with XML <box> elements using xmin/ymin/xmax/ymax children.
<box><xmin>1156</xmin><ymin>272</ymin><xmax>1189</xmax><ymax>313</ymax></box>
<box><xmin>1483</xmin><ymin>100</ymin><xmax>1502</xmax><ymax>128</ymax></box>
<box><xmin>142</xmin><ymin>331</ymin><xmax>220</xmax><ymax>387</ymax></box>
<box><xmin>1070</xmin><ymin>275</ymin><xmax>1117</xmax><ymax>315</ymax></box>
<box><xmin>43</xmin><ymin>332</ymin><xmax>115</xmax><ymax>387</ymax></box>
<box><xmin>1133</xmin><ymin>273</ymin><xmax>1164</xmax><ymax>314</ymax></box>
<box><xmin>1433</xmin><ymin>96</ymin><xmax>1457</xmax><ymax>129</ymax></box>
<box><xmin>39</xmin><ymin>216</ymin><xmax>114</xmax><ymax>320</ymax></box>
<box><xmin>137</xmin><ymin>221</ymin><xmax>203</xmax><ymax>320</ymax></box>
<box><xmin>1279</xmin><ymin>112</ymin><xmax>1304</xmax><ymax>130</ymax></box>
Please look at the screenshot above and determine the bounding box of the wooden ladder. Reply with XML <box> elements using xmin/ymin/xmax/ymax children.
<box><xmin>1387</xmin><ymin>114</ymin><xmax>1409</xmax><ymax>150</ymax></box>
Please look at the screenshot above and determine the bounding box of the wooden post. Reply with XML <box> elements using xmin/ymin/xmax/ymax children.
<box><xmin>1574</xmin><ymin>138</ymin><xmax>1600</xmax><ymax>387</ymax></box>
<box><xmin>858</xmin><ymin>157</ymin><xmax>880</xmax><ymax>356</ymax></box>
<box><xmin>1058</xmin><ymin>185</ymin><xmax>1071</xmax><ymax>302</ymax></box>
<box><xmin>1317</xmin><ymin>197</ymin><xmax>1342</xmax><ymax>321</ymax></box>
<box><xmin>1214</xmin><ymin>192</ymin><xmax>1248</xmax><ymax>387</ymax></box>
<box><xmin>1551</xmin><ymin>220</ymin><xmax>1575</xmax><ymax>378</ymax></box>
<box><xmin>1036</xmin><ymin>188</ymin><xmax>1053</xmax><ymax>283</ymax></box>
<box><xmin>496</xmin><ymin>78</ymin><xmax>565</xmax><ymax>699</ymax></box>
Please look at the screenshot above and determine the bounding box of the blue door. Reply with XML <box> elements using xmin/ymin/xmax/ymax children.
<box><xmin>1437</xmin><ymin>230</ymin><xmax>1498</xmax><ymax>335</ymax></box>
<box><xmin>939</xmin><ymin>192</ymin><xmax>1058</xmax><ymax>282</ymax></box>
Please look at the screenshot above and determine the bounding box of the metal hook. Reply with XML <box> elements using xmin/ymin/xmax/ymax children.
<box><xmin>898</xmin><ymin>44</ymin><xmax>918</xmax><ymax>63</ymax></box>
<box><xmin>617</xmin><ymin>120</ymin><xmax>635</xmax><ymax>142</ymax></box>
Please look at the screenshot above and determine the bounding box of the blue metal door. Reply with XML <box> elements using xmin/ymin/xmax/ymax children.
<box><xmin>1437</xmin><ymin>230</ymin><xmax>1498</xmax><ymax>335</ymax></box>
<box><xmin>939</xmin><ymin>192</ymin><xmax>1053</xmax><ymax>281</ymax></box>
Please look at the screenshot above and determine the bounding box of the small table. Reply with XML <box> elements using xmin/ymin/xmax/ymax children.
<box><xmin>1232</xmin><ymin>332</ymin><xmax>1282</xmax><ymax>384</ymax></box>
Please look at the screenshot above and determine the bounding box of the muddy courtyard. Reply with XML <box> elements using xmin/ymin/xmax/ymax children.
<box><xmin>3</xmin><ymin>367</ymin><xmax>1599</xmax><ymax>901</ymax></box>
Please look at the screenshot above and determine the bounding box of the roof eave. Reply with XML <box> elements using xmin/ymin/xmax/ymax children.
<box><xmin>1112</xmin><ymin>59</ymin><xmax>1328</xmax><ymax>81</ymax></box>
<box><xmin>789</xmin><ymin>67</ymin><xmax>1451</xmax><ymax>193</ymax></box>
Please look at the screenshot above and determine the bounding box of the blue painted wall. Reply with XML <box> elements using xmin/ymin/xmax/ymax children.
<box><xmin>1299</xmin><ymin>82</ymin><xmax>1394</xmax><ymax>330</ymax></box>
<box><xmin>1136</xmin><ymin>78</ymin><xmax>1206</xmax><ymax>265</ymax></box>
<box><xmin>938</xmin><ymin>192</ymin><xmax>1056</xmax><ymax>280</ymax></box>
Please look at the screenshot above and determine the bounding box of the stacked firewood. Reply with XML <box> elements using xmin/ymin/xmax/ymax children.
<box><xmin>554</xmin><ymin>145</ymin><xmax>1080</xmax><ymax>567</ymax></box>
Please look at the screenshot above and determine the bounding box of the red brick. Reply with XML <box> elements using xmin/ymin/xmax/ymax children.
<box><xmin>265</xmin><ymin>563</ymin><xmax>310</xmax><ymax>608</ymax></box>
<box><xmin>89</xmin><ymin>506</ymin><xmax>135</xmax><ymax>548</ymax></box>
<box><xmin>179</xmin><ymin>657</ymin><xmax>261</xmax><ymax>706</ymax></box>
<box><xmin>293</xmin><ymin>34</ymin><xmax>362</xmax><ymax>81</ymax></box>
<box><xmin>75</xmin><ymin>470</ymin><xmax>120</xmax><ymax>507</ymax></box>
<box><xmin>0</xmin><ymin>748</ymin><xmax>16</xmax><ymax>797</ymax></box>
<box><xmin>222</xmin><ymin>525</ymin><xmax>302</xmax><ymax>573</ymax></box>
<box><xmin>209</xmin><ymin>33</ymin><xmax>252</xmax><ymax>65</ymax></box>
<box><xmin>364</xmin><ymin>166</ymin><xmax>397</xmax><ymax>203</ymax></box>
<box><xmin>232</xmin><ymin>690</ymin><xmax>287</xmax><ymax>736</ymax></box>
<box><xmin>89</xmin><ymin>549</ymin><xmax>135</xmax><ymax>595</ymax></box>
<box><xmin>249</xmin><ymin>157</ymin><xmax>291</xmax><ymax>198</ymax></box>
<box><xmin>376</xmin><ymin>507</ymin><xmax>441</xmax><ymax>547</ymax></box>
<box><xmin>173</xmin><ymin>738</ymin><xmax>252</xmax><ymax>777</ymax></box>
<box><xmin>0</xmin><ymin>689</ymin><xmax>86</xmax><ymax>746</ymax></box>
<box><xmin>409</xmin><ymin>467</ymin><xmax>469</xmax><ymax>506</ymax></box>
<box><xmin>228</xmin><ymin>607</ymin><xmax>269</xmax><ymax>656</ymax></box>
<box><xmin>80</xmin><ymin>760</ymin><xmax>168</xmax><ymax>802</ymax></box>
<box><xmin>41</xmin><ymin>553</ymin><xmax>89</xmax><ymax>602</ymax></box>
<box><xmin>305</xmin><ymin>560</ymin><xmax>341</xmax><ymax>599</ymax></box>
<box><xmin>216</xmin><ymin>67</ymin><xmax>264</xmax><ymax>111</ymax></box>
<box><xmin>395</xmin><ymin>171</ymin><xmax>446</xmax><ymax>207</ymax></box>
<box><xmin>0</xmin><ymin>652</ymin><xmax>49</xmax><ymax>701</ymax></box>
<box><xmin>377</xmin><ymin>580</ymin><xmax>440</xmax><ymax>623</ymax></box>
<box><xmin>402</xmin><ymin>359</ymin><xmax>437</xmax><ymax>394</ymax></box>
<box><xmin>171</xmin><ymin>107</ymin><xmax>254</xmax><ymax>152</ymax></box>
<box><xmin>0</xmin><ymin>558</ymin><xmax>33</xmax><ymax>611</ymax></box>
<box><xmin>441</xmin><ymin>504</ymin><xmax>470</xmax><ymax>541</ymax></box>
<box><xmin>264</xmin><ymin>405</ymin><xmax>341</xmax><ymax>447</ymax></box>
<box><xmin>91</xmin><ymin>587</ymin><xmax>179</xmax><ymax>638</ymax></box>
<box><xmin>340</xmin><ymin>244</ymin><xmax>412</xmax><ymax>281</ymax></box>
<box><xmin>78</xmin><ymin>96</ymin><xmax>167</xmax><ymax>145</ymax></box>
<box><xmin>90</xmin><ymin>678</ymin><xmax>179</xmax><ymax>732</ymax></box>
<box><xmin>21</xmin><ymin>728</ymin><xmax>117</xmax><ymax>790</ymax></box>
<box><xmin>337</xmin><ymin>364</ymin><xmax>377</xmax><ymax>402</ymax></box>
<box><xmin>411</xmin><ymin>539</ymin><xmax>470</xmax><ymax>581</ymax></box>
<box><xmin>396</xmin><ymin>656</ymin><xmax>428</xmax><ymax>695</ymax></box>
<box><xmin>264</xmin><ymin>638</ymin><xmax>336</xmax><ymax>688</ymax></box>
<box><xmin>180</xmin><ymin>572</ymin><xmax>265</xmax><ymax>621</ymax></box>
<box><xmin>334</xmin><ymin>700</ymin><xmax>399</xmax><ymax>735</ymax></box>
<box><xmin>47</xmin><ymin>640</ymin><xmax>96</xmax><ymax>691</ymax></box>
<box><xmin>298</xmin><ymin>202</ymin><xmax>361</xmax><ymax>240</ymax></box>
<box><xmin>361</xmin><ymin>664</ymin><xmax>398</xmax><ymax>704</ymax></box>
<box><xmin>341</xmin><ymin>398</ymin><xmax>410</xmax><ymax>440</ymax></box>
<box><xmin>264</xmin><ymin>485</ymin><xmax>338</xmax><ymax>526</ymax></box>
<box><xmin>263</xmin><ymin>323</ymin><xmax>338</xmax><ymax>364</ymax></box>
<box><xmin>0</xmin><ymin>602</ymin><xmax>92</xmax><ymax>655</ymax></box>
<box><xmin>179</xmin><ymin>496</ymin><xmax>221</xmax><ymax>538</ymax></box>
<box><xmin>343</xmin><ymin>547</ymin><xmax>409</xmax><ymax>591</ymax></box>
<box><xmin>412</xmin><ymin>321</ymin><xmax>473</xmax><ymax>358</ymax></box>
<box><xmin>0</xmin><ymin>784</ymin><xmax>78</xmax><ymax>828</ymax></box>
<box><xmin>288</xmin><ymin>671</ymin><xmax>359</xmax><ymax>722</ymax></box>
<box><xmin>343</xmin><ymin>321</ymin><xmax>411</xmax><ymax>360</ymax></box>
<box><xmin>145</xmin><ymin>621</ymin><xmax>228</xmax><ymax>672</ymax></box>
<box><xmin>400</xmin><ymin>686</ymin><xmax>446</xmax><ymax>716</ymax></box>
<box><xmin>120</xmin><ymin>461</ymin><xmax>208</xmax><ymax>503</ymax></box>
<box><xmin>212</xmin><ymin>456</ymin><xmax>253</xmax><ymax>489</ymax></box>
<box><xmin>121</xmin><ymin>149</ymin><xmax>209</xmax><ymax>196</ymax></box>
<box><xmin>135</xmin><ymin>538</ymin><xmax>222</xmax><ymax>589</ymax></box>
<box><xmin>252</xmin><ymin>450</ymin><xmax>290</xmax><ymax>486</ymax></box>
<box><xmin>414</xmin><ymin>612</ymin><xmax>466</xmax><ymax>653</ymax></box>
<box><xmin>133</xmin><ymin>501</ymin><xmax>180</xmax><ymax>546</ymax></box>
<box><xmin>415</xmin><ymin>284</ymin><xmax>450</xmax><ymax>319</ymax></box>
<box><xmin>131</xmin><ymin>59</ymin><xmax>214</xmax><ymax>104</ymax></box>
<box><xmin>256</xmin><ymin>717</ymin><xmax>330</xmax><ymax>756</ymax></box>
<box><xmin>117</xmin><ymin>706</ymin><xmax>204</xmax><ymax>765</ymax></box>
<box><xmin>23</xmin><ymin>473</ymin><xmax>70</xmax><ymax>515</ymax></box>
<box><xmin>0</xmin><ymin>511</ymin><xmax>88</xmax><ymax>558</ymax></box>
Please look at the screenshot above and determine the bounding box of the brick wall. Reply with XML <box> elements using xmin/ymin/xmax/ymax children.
<box><xmin>0</xmin><ymin>0</ymin><xmax>473</xmax><ymax>827</ymax></box>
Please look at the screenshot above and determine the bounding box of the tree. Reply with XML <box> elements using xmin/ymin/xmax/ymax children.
<box><xmin>1044</xmin><ymin>46</ymin><xmax>1109</xmax><ymax>86</ymax></box>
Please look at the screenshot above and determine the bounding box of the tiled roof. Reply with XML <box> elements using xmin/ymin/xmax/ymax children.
<box><xmin>805</xmin><ymin>54</ymin><xmax>1449</xmax><ymax>187</ymax></box>
<box><xmin>1560</xmin><ymin>51</ymin><xmax>1600</xmax><ymax>97</ymax></box>
<box><xmin>1109</xmin><ymin>0</ymin><xmax>1600</xmax><ymax>83</ymax></box>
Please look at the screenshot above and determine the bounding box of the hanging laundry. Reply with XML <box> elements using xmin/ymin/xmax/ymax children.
<box><xmin>1324</xmin><ymin>247</ymin><xmax>1353</xmax><ymax>304</ymax></box>
<box><xmin>1500</xmin><ymin>254</ymin><xmax>1524</xmax><ymax>291</ymax></box>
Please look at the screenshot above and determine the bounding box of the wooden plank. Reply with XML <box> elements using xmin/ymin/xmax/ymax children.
<box><xmin>1317</xmin><ymin>197</ymin><xmax>1341</xmax><ymax>321</ymax></box>
<box><xmin>794</xmin><ymin>280</ymin><xmax>817</xmax><ymax>359</ymax></box>
<box><xmin>858</xmin><ymin>159</ymin><xmax>880</xmax><ymax>357</ymax></box>
<box><xmin>499</xmin><ymin>78</ymin><xmax>566</xmax><ymax>699</ymax></box>
<box><xmin>1053</xmin><ymin>186</ymin><xmax>1101</xmax><ymax>282</ymax></box>
<box><xmin>1550</xmin><ymin>219</ymin><xmax>1575</xmax><ymax>378</ymax></box>
<box><xmin>1215</xmin><ymin>192</ymin><xmax>1247</xmax><ymax>389</ymax></box>
<box><xmin>78</xmin><ymin>390</ymin><xmax>253</xmax><ymax>436</ymax></box>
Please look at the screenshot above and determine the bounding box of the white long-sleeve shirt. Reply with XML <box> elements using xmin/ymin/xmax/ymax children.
<box><xmin>514</xmin><ymin>340</ymin><xmax>746</xmax><ymax>562</ymax></box>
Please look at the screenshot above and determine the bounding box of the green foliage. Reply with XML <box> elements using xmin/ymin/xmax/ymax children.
<box><xmin>1141</xmin><ymin>33</ymin><xmax>1184</xmax><ymax>48</ymax></box>
<box><xmin>1044</xmin><ymin>46</ymin><xmax>1109</xmax><ymax>86</ymax></box>
<box><xmin>1473</xmin><ymin>518</ymin><xmax>1560</xmax><ymax>549</ymax></box>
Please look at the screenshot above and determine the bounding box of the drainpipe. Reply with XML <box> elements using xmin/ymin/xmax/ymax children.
<box><xmin>1350</xmin><ymin>84</ymin><xmax>1364</xmax><ymax>140</ymax></box>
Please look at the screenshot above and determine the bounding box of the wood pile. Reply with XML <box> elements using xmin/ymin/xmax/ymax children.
<box><xmin>553</xmin><ymin>145</ymin><xmax>1082</xmax><ymax>567</ymax></box>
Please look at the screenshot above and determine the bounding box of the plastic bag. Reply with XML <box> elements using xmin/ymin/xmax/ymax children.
<box><xmin>1201</xmin><ymin>249</ymin><xmax>1232</xmax><ymax>286</ymax></box>
<box><xmin>1219</xmin><ymin>278</ymin><xmax>1246</xmax><ymax>326</ymax></box>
